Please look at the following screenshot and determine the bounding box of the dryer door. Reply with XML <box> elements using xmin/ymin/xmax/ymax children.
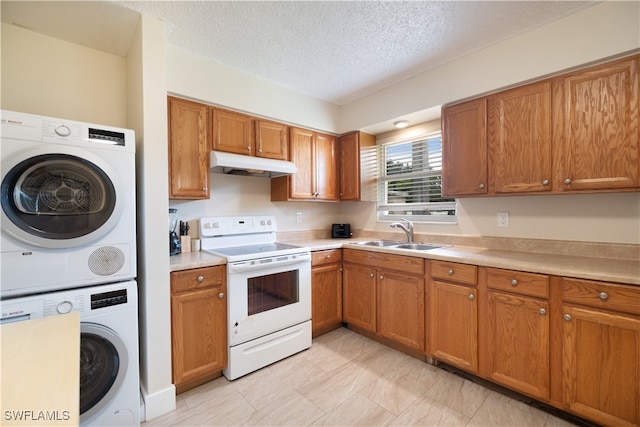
<box><xmin>1</xmin><ymin>145</ymin><xmax>124</xmax><ymax>249</ymax></box>
<box><xmin>79</xmin><ymin>323</ymin><xmax>129</xmax><ymax>424</ymax></box>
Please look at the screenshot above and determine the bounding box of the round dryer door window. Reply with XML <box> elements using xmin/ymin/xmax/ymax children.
<box><xmin>1</xmin><ymin>152</ymin><xmax>121</xmax><ymax>248</ymax></box>
<box><xmin>80</xmin><ymin>323</ymin><xmax>128</xmax><ymax>423</ymax></box>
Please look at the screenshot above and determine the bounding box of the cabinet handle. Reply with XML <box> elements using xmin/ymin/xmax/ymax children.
<box><xmin>478</xmin><ymin>183</ymin><xmax>485</xmax><ymax>190</ymax></box>
<box><xmin>563</xmin><ymin>314</ymin><xmax>572</xmax><ymax>321</ymax></box>
<box><xmin>599</xmin><ymin>292</ymin><xmax>609</xmax><ymax>301</ymax></box>
<box><xmin>447</xmin><ymin>269</ymin><xmax>454</xmax><ymax>276</ymax></box>
<box><xmin>246</xmin><ymin>145</ymin><xmax>251</xmax><ymax>151</ymax></box>
<box><xmin>203</xmin><ymin>187</ymin><xmax>207</xmax><ymax>191</ymax></box>
<box><xmin>197</xmin><ymin>276</ymin><xmax>204</xmax><ymax>282</ymax></box>
<box><xmin>325</xmin><ymin>255</ymin><xmax>332</xmax><ymax>259</ymax></box>
<box><xmin>370</xmin><ymin>273</ymin><xmax>374</xmax><ymax>278</ymax></box>
<box><xmin>258</xmin><ymin>148</ymin><xmax>263</xmax><ymax>153</ymax></box>
<box><xmin>218</xmin><ymin>292</ymin><xmax>224</xmax><ymax>299</ymax></box>
<box><xmin>542</xmin><ymin>179</ymin><xmax>549</xmax><ymax>186</ymax></box>
<box><xmin>511</xmin><ymin>279</ymin><xmax>518</xmax><ymax>287</ymax></box>
<box><xmin>539</xmin><ymin>308</ymin><xmax>546</xmax><ymax>315</ymax></box>
<box><xmin>564</xmin><ymin>178</ymin><xmax>572</xmax><ymax>185</ymax></box>
<box><xmin>379</xmin><ymin>275</ymin><xmax>384</xmax><ymax>280</ymax></box>
<box><xmin>468</xmin><ymin>293</ymin><xmax>475</xmax><ymax>301</ymax></box>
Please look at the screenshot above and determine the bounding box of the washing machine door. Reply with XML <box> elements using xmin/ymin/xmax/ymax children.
<box><xmin>79</xmin><ymin>323</ymin><xmax>129</xmax><ymax>424</ymax></box>
<box><xmin>1</xmin><ymin>145</ymin><xmax>123</xmax><ymax>249</ymax></box>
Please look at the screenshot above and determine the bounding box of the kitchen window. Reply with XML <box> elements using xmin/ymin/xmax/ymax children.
<box><xmin>377</xmin><ymin>132</ymin><xmax>456</xmax><ymax>222</ymax></box>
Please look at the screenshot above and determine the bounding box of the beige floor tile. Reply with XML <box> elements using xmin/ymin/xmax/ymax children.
<box><xmin>303</xmin><ymin>328</ymin><xmax>380</xmax><ymax>372</ymax></box>
<box><xmin>297</xmin><ymin>358</ymin><xmax>379</xmax><ymax>412</ymax></box>
<box><xmin>424</xmin><ymin>370</ymin><xmax>492</xmax><ymax>418</ymax></box>
<box><xmin>390</xmin><ymin>395</ymin><xmax>471</xmax><ymax>426</ymax></box>
<box><xmin>238</xmin><ymin>390</ymin><xmax>324</xmax><ymax>426</ymax></box>
<box><xmin>544</xmin><ymin>413</ymin><xmax>582</xmax><ymax>427</ymax></box>
<box><xmin>311</xmin><ymin>393</ymin><xmax>395</xmax><ymax>426</ymax></box>
<box><xmin>467</xmin><ymin>391</ymin><xmax>549</xmax><ymax>427</ymax></box>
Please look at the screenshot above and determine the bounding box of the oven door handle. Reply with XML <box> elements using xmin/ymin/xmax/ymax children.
<box><xmin>228</xmin><ymin>254</ymin><xmax>311</xmax><ymax>273</ymax></box>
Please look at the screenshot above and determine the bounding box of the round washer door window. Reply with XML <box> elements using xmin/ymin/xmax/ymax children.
<box><xmin>1</xmin><ymin>152</ymin><xmax>120</xmax><ymax>248</ymax></box>
<box><xmin>80</xmin><ymin>323</ymin><xmax>128</xmax><ymax>423</ymax></box>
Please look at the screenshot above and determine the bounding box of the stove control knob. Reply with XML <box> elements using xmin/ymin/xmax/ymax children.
<box><xmin>267</xmin><ymin>219</ymin><xmax>272</xmax><ymax>225</ymax></box>
<box><xmin>260</xmin><ymin>220</ymin><xmax>266</xmax><ymax>225</ymax></box>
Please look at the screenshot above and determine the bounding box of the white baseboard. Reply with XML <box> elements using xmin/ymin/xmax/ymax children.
<box><xmin>140</xmin><ymin>384</ymin><xmax>176</xmax><ymax>421</ymax></box>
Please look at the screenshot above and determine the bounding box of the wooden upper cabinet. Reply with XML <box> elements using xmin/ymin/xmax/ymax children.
<box><xmin>314</xmin><ymin>132</ymin><xmax>338</xmax><ymax>200</ymax></box>
<box><xmin>339</xmin><ymin>131</ymin><xmax>376</xmax><ymax>201</ymax></box>
<box><xmin>255</xmin><ymin>119</ymin><xmax>288</xmax><ymax>160</ymax></box>
<box><xmin>552</xmin><ymin>55</ymin><xmax>639</xmax><ymax>192</ymax></box>
<box><xmin>271</xmin><ymin>127</ymin><xmax>338</xmax><ymax>201</ymax></box>
<box><xmin>168</xmin><ymin>96</ymin><xmax>210</xmax><ymax>200</ymax></box>
<box><xmin>211</xmin><ymin>108</ymin><xmax>253</xmax><ymax>156</ymax></box>
<box><xmin>488</xmin><ymin>82</ymin><xmax>552</xmax><ymax>194</ymax></box>
<box><xmin>442</xmin><ymin>98</ymin><xmax>488</xmax><ymax>196</ymax></box>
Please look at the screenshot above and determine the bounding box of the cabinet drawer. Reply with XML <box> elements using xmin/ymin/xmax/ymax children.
<box><xmin>312</xmin><ymin>249</ymin><xmax>342</xmax><ymax>266</ymax></box>
<box><xmin>486</xmin><ymin>268</ymin><xmax>549</xmax><ymax>298</ymax></box>
<box><xmin>431</xmin><ymin>261</ymin><xmax>477</xmax><ymax>285</ymax></box>
<box><xmin>171</xmin><ymin>265</ymin><xmax>224</xmax><ymax>294</ymax></box>
<box><xmin>562</xmin><ymin>278</ymin><xmax>640</xmax><ymax>315</ymax></box>
<box><xmin>343</xmin><ymin>249</ymin><xmax>423</xmax><ymax>276</ymax></box>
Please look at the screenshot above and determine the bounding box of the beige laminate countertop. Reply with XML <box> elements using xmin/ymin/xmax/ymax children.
<box><xmin>170</xmin><ymin>238</ymin><xmax>640</xmax><ymax>286</ymax></box>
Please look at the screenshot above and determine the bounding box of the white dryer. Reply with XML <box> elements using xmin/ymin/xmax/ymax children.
<box><xmin>0</xmin><ymin>110</ymin><xmax>136</xmax><ymax>297</ymax></box>
<box><xmin>0</xmin><ymin>280</ymin><xmax>140</xmax><ymax>426</ymax></box>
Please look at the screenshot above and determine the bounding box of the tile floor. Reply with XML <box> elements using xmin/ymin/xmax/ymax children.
<box><xmin>144</xmin><ymin>327</ymin><xmax>583</xmax><ymax>427</ymax></box>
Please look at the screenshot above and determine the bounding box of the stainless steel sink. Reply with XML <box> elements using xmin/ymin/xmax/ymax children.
<box><xmin>359</xmin><ymin>240</ymin><xmax>402</xmax><ymax>247</ymax></box>
<box><xmin>392</xmin><ymin>243</ymin><xmax>444</xmax><ymax>251</ymax></box>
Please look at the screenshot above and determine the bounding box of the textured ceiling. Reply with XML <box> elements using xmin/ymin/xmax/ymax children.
<box><xmin>2</xmin><ymin>1</ymin><xmax>597</xmax><ymax>106</ymax></box>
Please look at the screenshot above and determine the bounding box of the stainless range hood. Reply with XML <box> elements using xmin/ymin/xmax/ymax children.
<box><xmin>210</xmin><ymin>151</ymin><xmax>296</xmax><ymax>178</ymax></box>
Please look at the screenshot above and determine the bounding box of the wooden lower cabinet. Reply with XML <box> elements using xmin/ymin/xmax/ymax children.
<box><xmin>343</xmin><ymin>249</ymin><xmax>425</xmax><ymax>352</ymax></box>
<box><xmin>429</xmin><ymin>279</ymin><xmax>478</xmax><ymax>373</ymax></box>
<box><xmin>560</xmin><ymin>278</ymin><xmax>640</xmax><ymax>426</ymax></box>
<box><xmin>342</xmin><ymin>262</ymin><xmax>376</xmax><ymax>333</ymax></box>
<box><xmin>377</xmin><ymin>269</ymin><xmax>424</xmax><ymax>351</ymax></box>
<box><xmin>170</xmin><ymin>266</ymin><xmax>227</xmax><ymax>393</ymax></box>
<box><xmin>311</xmin><ymin>249</ymin><xmax>343</xmax><ymax>337</ymax></box>
<box><xmin>480</xmin><ymin>268</ymin><xmax>550</xmax><ymax>400</ymax></box>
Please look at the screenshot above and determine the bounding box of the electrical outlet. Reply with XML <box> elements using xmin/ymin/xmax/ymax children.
<box><xmin>497</xmin><ymin>211</ymin><xmax>510</xmax><ymax>228</ymax></box>
<box><xmin>296</xmin><ymin>211</ymin><xmax>302</xmax><ymax>224</ymax></box>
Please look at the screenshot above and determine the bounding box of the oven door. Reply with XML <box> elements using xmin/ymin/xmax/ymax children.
<box><xmin>226</xmin><ymin>253</ymin><xmax>311</xmax><ymax>346</ymax></box>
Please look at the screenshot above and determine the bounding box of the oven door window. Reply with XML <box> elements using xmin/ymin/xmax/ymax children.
<box><xmin>248</xmin><ymin>270</ymin><xmax>299</xmax><ymax>316</ymax></box>
<box><xmin>1</xmin><ymin>154</ymin><xmax>116</xmax><ymax>240</ymax></box>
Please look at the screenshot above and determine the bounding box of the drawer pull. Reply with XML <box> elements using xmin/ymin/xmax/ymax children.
<box><xmin>468</xmin><ymin>293</ymin><xmax>475</xmax><ymax>301</ymax></box>
<box><xmin>448</xmin><ymin>269</ymin><xmax>454</xmax><ymax>276</ymax></box>
<box><xmin>325</xmin><ymin>255</ymin><xmax>332</xmax><ymax>259</ymax></box>
<box><xmin>511</xmin><ymin>279</ymin><xmax>518</xmax><ymax>287</ymax></box>
<box><xmin>379</xmin><ymin>275</ymin><xmax>384</xmax><ymax>280</ymax></box>
<box><xmin>197</xmin><ymin>276</ymin><xmax>204</xmax><ymax>282</ymax></box>
<box><xmin>563</xmin><ymin>314</ymin><xmax>572</xmax><ymax>321</ymax></box>
<box><xmin>539</xmin><ymin>308</ymin><xmax>546</xmax><ymax>315</ymax></box>
<box><xmin>370</xmin><ymin>273</ymin><xmax>374</xmax><ymax>278</ymax></box>
<box><xmin>598</xmin><ymin>292</ymin><xmax>609</xmax><ymax>301</ymax></box>
<box><xmin>218</xmin><ymin>292</ymin><xmax>224</xmax><ymax>299</ymax></box>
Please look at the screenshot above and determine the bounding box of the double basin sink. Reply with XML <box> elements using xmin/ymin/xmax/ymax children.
<box><xmin>357</xmin><ymin>240</ymin><xmax>446</xmax><ymax>251</ymax></box>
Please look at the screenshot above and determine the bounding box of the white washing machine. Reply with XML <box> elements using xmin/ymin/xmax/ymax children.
<box><xmin>0</xmin><ymin>110</ymin><xmax>137</xmax><ymax>297</ymax></box>
<box><xmin>0</xmin><ymin>280</ymin><xmax>140</xmax><ymax>426</ymax></box>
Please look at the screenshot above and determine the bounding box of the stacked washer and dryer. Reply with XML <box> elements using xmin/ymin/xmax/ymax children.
<box><xmin>0</xmin><ymin>110</ymin><xmax>140</xmax><ymax>426</ymax></box>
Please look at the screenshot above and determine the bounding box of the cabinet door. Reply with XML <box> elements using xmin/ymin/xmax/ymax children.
<box><xmin>314</xmin><ymin>132</ymin><xmax>338</xmax><ymax>200</ymax></box>
<box><xmin>488</xmin><ymin>82</ymin><xmax>552</xmax><ymax>193</ymax></box>
<box><xmin>377</xmin><ymin>270</ymin><xmax>425</xmax><ymax>351</ymax></box>
<box><xmin>483</xmin><ymin>290</ymin><xmax>549</xmax><ymax>400</ymax></box>
<box><xmin>342</xmin><ymin>263</ymin><xmax>376</xmax><ymax>333</ymax></box>
<box><xmin>429</xmin><ymin>280</ymin><xmax>478</xmax><ymax>373</ymax></box>
<box><xmin>312</xmin><ymin>262</ymin><xmax>343</xmax><ymax>337</ymax></box>
<box><xmin>288</xmin><ymin>127</ymin><xmax>315</xmax><ymax>199</ymax></box>
<box><xmin>553</xmin><ymin>55</ymin><xmax>639</xmax><ymax>192</ymax></box>
<box><xmin>442</xmin><ymin>98</ymin><xmax>487</xmax><ymax>196</ymax></box>
<box><xmin>562</xmin><ymin>305</ymin><xmax>640</xmax><ymax>427</ymax></box>
<box><xmin>168</xmin><ymin>97</ymin><xmax>209</xmax><ymax>199</ymax></box>
<box><xmin>339</xmin><ymin>132</ymin><xmax>360</xmax><ymax>201</ymax></box>
<box><xmin>171</xmin><ymin>285</ymin><xmax>227</xmax><ymax>389</ymax></box>
<box><xmin>255</xmin><ymin>119</ymin><xmax>288</xmax><ymax>160</ymax></box>
<box><xmin>211</xmin><ymin>108</ymin><xmax>254</xmax><ymax>156</ymax></box>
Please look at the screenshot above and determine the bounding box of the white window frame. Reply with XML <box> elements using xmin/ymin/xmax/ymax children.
<box><xmin>376</xmin><ymin>132</ymin><xmax>456</xmax><ymax>223</ymax></box>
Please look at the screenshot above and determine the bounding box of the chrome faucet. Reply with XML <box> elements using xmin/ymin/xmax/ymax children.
<box><xmin>390</xmin><ymin>218</ymin><xmax>414</xmax><ymax>243</ymax></box>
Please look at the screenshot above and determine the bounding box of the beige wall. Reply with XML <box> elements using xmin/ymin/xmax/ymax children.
<box><xmin>1</xmin><ymin>23</ymin><xmax>127</xmax><ymax>126</ymax></box>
